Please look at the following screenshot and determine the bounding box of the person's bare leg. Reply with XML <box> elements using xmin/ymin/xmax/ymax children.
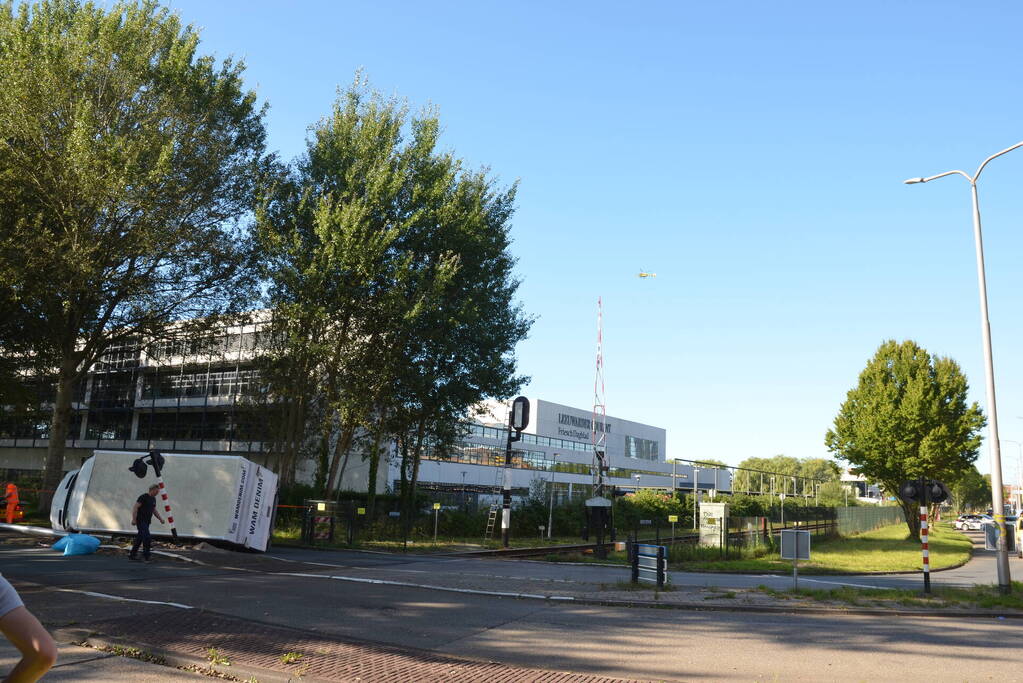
<box><xmin>0</xmin><ymin>607</ymin><xmax>57</xmax><ymax>682</ymax></box>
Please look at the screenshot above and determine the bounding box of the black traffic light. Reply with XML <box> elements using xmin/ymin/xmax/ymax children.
<box><xmin>149</xmin><ymin>450</ymin><xmax>165</xmax><ymax>476</ymax></box>
<box><xmin>927</xmin><ymin>480</ymin><xmax>950</xmax><ymax>504</ymax></box>
<box><xmin>129</xmin><ymin>458</ymin><xmax>148</xmax><ymax>478</ymax></box>
<box><xmin>899</xmin><ymin>479</ymin><xmax>949</xmax><ymax>503</ymax></box>
<box><xmin>128</xmin><ymin>451</ymin><xmax>165</xmax><ymax>479</ymax></box>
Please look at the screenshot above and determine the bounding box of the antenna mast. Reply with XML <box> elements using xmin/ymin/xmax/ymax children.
<box><xmin>592</xmin><ymin>298</ymin><xmax>607</xmax><ymax>498</ymax></box>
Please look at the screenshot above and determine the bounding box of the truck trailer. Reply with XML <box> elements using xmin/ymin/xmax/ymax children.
<box><xmin>50</xmin><ymin>450</ymin><xmax>278</xmax><ymax>552</ymax></box>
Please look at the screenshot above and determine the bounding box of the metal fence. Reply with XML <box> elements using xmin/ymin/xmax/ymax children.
<box><xmin>836</xmin><ymin>505</ymin><xmax>904</xmax><ymax>535</ymax></box>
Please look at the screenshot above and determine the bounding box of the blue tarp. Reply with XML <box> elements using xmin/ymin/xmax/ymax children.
<box><xmin>52</xmin><ymin>533</ymin><xmax>101</xmax><ymax>556</ymax></box>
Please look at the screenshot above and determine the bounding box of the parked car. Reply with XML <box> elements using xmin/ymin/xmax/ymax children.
<box><xmin>955</xmin><ymin>514</ymin><xmax>991</xmax><ymax>531</ymax></box>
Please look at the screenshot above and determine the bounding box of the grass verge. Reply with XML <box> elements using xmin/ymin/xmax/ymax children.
<box><xmin>673</xmin><ymin>523</ymin><xmax>972</xmax><ymax>574</ymax></box>
<box><xmin>756</xmin><ymin>580</ymin><xmax>1023</xmax><ymax>610</ymax></box>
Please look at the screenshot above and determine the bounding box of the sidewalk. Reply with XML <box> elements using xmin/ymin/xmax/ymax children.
<box><xmin>0</xmin><ymin>639</ymin><xmax>207</xmax><ymax>681</ymax></box>
<box><xmin>55</xmin><ymin>608</ymin><xmax>644</xmax><ymax>683</ymax></box>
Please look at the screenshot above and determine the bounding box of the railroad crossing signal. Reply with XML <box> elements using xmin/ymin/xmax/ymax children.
<box><xmin>899</xmin><ymin>479</ymin><xmax>950</xmax><ymax>503</ymax></box>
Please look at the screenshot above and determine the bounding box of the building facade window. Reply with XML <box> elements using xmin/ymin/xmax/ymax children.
<box><xmin>624</xmin><ymin>435</ymin><xmax>659</xmax><ymax>461</ymax></box>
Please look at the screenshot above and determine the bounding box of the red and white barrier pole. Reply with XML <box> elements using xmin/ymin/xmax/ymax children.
<box><xmin>920</xmin><ymin>503</ymin><xmax>930</xmax><ymax>593</ymax></box>
<box><xmin>155</xmin><ymin>477</ymin><xmax>178</xmax><ymax>540</ymax></box>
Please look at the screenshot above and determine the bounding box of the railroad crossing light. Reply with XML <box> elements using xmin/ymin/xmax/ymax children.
<box><xmin>899</xmin><ymin>481</ymin><xmax>920</xmax><ymax>502</ymax></box>
<box><xmin>129</xmin><ymin>451</ymin><xmax>166</xmax><ymax>478</ymax></box>
<box><xmin>928</xmin><ymin>481</ymin><xmax>950</xmax><ymax>504</ymax></box>
<box><xmin>148</xmin><ymin>450</ymin><xmax>165</xmax><ymax>476</ymax></box>
<box><xmin>129</xmin><ymin>458</ymin><xmax>148</xmax><ymax>478</ymax></box>
<box><xmin>899</xmin><ymin>479</ymin><xmax>950</xmax><ymax>503</ymax></box>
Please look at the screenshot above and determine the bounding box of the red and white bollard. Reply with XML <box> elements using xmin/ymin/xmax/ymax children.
<box><xmin>920</xmin><ymin>504</ymin><xmax>930</xmax><ymax>593</ymax></box>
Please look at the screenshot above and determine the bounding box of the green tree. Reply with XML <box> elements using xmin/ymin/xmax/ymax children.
<box><xmin>949</xmin><ymin>467</ymin><xmax>990</xmax><ymax>514</ymax></box>
<box><xmin>825</xmin><ymin>340</ymin><xmax>985</xmax><ymax>538</ymax></box>
<box><xmin>693</xmin><ymin>459</ymin><xmax>728</xmax><ymax>468</ymax></box>
<box><xmin>0</xmin><ymin>0</ymin><xmax>266</xmax><ymax>505</ymax></box>
<box><xmin>257</xmin><ymin>79</ymin><xmax>531</xmax><ymax>511</ymax></box>
<box><xmin>732</xmin><ymin>455</ymin><xmax>836</xmax><ymax>497</ymax></box>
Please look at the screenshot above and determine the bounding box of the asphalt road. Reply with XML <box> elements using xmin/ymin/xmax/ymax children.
<box><xmin>3</xmin><ymin>539</ymin><xmax>1023</xmax><ymax>681</ymax></box>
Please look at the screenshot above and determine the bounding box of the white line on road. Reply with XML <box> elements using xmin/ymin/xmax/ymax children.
<box><xmin>54</xmin><ymin>588</ymin><xmax>193</xmax><ymax>609</ymax></box>
<box><xmin>272</xmin><ymin>571</ymin><xmax>573</xmax><ymax>602</ymax></box>
<box><xmin>752</xmin><ymin>575</ymin><xmax>895</xmax><ymax>590</ymax></box>
<box><xmin>265</xmin><ymin>554</ymin><xmax>579</xmax><ymax>582</ymax></box>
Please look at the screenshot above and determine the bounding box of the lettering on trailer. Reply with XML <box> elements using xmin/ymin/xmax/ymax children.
<box><xmin>557</xmin><ymin>413</ymin><xmax>612</xmax><ymax>433</ymax></box>
<box><xmin>248</xmin><ymin>476</ymin><xmax>264</xmax><ymax>535</ymax></box>
<box><xmin>229</xmin><ymin>465</ymin><xmax>248</xmax><ymax>535</ymax></box>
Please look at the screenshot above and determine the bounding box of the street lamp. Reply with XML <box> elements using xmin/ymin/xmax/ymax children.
<box><xmin>905</xmin><ymin>140</ymin><xmax>1023</xmax><ymax>594</ymax></box>
<box><xmin>547</xmin><ymin>455</ymin><xmax>558</xmax><ymax>540</ymax></box>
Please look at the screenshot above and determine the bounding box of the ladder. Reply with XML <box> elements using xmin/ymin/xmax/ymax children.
<box><xmin>484</xmin><ymin>505</ymin><xmax>499</xmax><ymax>539</ymax></box>
<box><xmin>484</xmin><ymin>463</ymin><xmax>505</xmax><ymax>540</ymax></box>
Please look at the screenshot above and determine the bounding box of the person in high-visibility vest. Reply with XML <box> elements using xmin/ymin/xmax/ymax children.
<box><xmin>4</xmin><ymin>484</ymin><xmax>18</xmax><ymax>524</ymax></box>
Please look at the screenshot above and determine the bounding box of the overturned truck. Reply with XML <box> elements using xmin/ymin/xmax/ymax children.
<box><xmin>50</xmin><ymin>450</ymin><xmax>279</xmax><ymax>552</ymax></box>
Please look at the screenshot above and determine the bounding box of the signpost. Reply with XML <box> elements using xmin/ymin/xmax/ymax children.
<box><xmin>631</xmin><ymin>543</ymin><xmax>667</xmax><ymax>588</ymax></box>
<box><xmin>433</xmin><ymin>502</ymin><xmax>441</xmax><ymax>542</ymax></box>
<box><xmin>780</xmin><ymin>529</ymin><xmax>811</xmax><ymax>590</ymax></box>
<box><xmin>668</xmin><ymin>514</ymin><xmax>678</xmax><ymax>540</ymax></box>
<box><xmin>503</xmin><ymin>397</ymin><xmax>530</xmax><ymax>548</ymax></box>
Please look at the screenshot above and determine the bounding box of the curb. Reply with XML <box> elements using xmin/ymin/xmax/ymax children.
<box><xmin>51</xmin><ymin>626</ymin><xmax>330</xmax><ymax>683</ymax></box>
<box><xmin>560</xmin><ymin>595</ymin><xmax>1023</xmax><ymax>620</ymax></box>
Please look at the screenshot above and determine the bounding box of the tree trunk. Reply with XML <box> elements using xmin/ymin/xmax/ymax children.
<box><xmin>314</xmin><ymin>410</ymin><xmax>332</xmax><ymax>495</ymax></box>
<box><xmin>365</xmin><ymin>417</ymin><xmax>386</xmax><ymax>519</ymax></box>
<box><xmin>398</xmin><ymin>437</ymin><xmax>409</xmax><ymax>512</ymax></box>
<box><xmin>402</xmin><ymin>421</ymin><xmax>426</xmax><ymax>520</ymax></box>
<box><xmin>324</xmin><ymin>417</ymin><xmax>356</xmax><ymax>499</ymax></box>
<box><xmin>40</xmin><ymin>361</ymin><xmax>77</xmax><ymax>511</ymax></box>
<box><xmin>901</xmin><ymin>499</ymin><xmax>921</xmax><ymax>540</ymax></box>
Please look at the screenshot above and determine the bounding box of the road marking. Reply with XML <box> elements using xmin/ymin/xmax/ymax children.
<box><xmin>265</xmin><ymin>554</ymin><xmax>579</xmax><ymax>582</ymax></box>
<box><xmin>790</xmin><ymin>578</ymin><xmax>895</xmax><ymax>590</ymax></box>
<box><xmin>54</xmin><ymin>588</ymin><xmax>193</xmax><ymax>609</ymax></box>
<box><xmin>272</xmin><ymin>571</ymin><xmax>574</xmax><ymax>601</ymax></box>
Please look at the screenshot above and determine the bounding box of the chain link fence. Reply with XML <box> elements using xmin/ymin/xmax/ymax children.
<box><xmin>836</xmin><ymin>505</ymin><xmax>904</xmax><ymax>535</ymax></box>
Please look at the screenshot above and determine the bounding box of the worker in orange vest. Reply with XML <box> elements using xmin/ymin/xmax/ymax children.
<box><xmin>4</xmin><ymin>484</ymin><xmax>18</xmax><ymax>524</ymax></box>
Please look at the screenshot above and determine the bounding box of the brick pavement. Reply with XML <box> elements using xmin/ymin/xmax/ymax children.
<box><xmin>77</xmin><ymin>607</ymin><xmax>645</xmax><ymax>682</ymax></box>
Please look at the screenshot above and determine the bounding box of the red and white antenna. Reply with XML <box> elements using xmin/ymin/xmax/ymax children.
<box><xmin>592</xmin><ymin>298</ymin><xmax>607</xmax><ymax>498</ymax></box>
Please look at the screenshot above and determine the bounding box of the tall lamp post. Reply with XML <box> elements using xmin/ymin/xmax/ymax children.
<box><xmin>905</xmin><ymin>140</ymin><xmax>1023</xmax><ymax>594</ymax></box>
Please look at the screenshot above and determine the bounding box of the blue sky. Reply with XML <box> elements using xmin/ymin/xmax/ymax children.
<box><xmin>162</xmin><ymin>1</ymin><xmax>1023</xmax><ymax>478</ymax></box>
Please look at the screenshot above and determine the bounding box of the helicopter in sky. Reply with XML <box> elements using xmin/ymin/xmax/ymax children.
<box><xmin>637</xmin><ymin>270</ymin><xmax>656</xmax><ymax>278</ymax></box>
